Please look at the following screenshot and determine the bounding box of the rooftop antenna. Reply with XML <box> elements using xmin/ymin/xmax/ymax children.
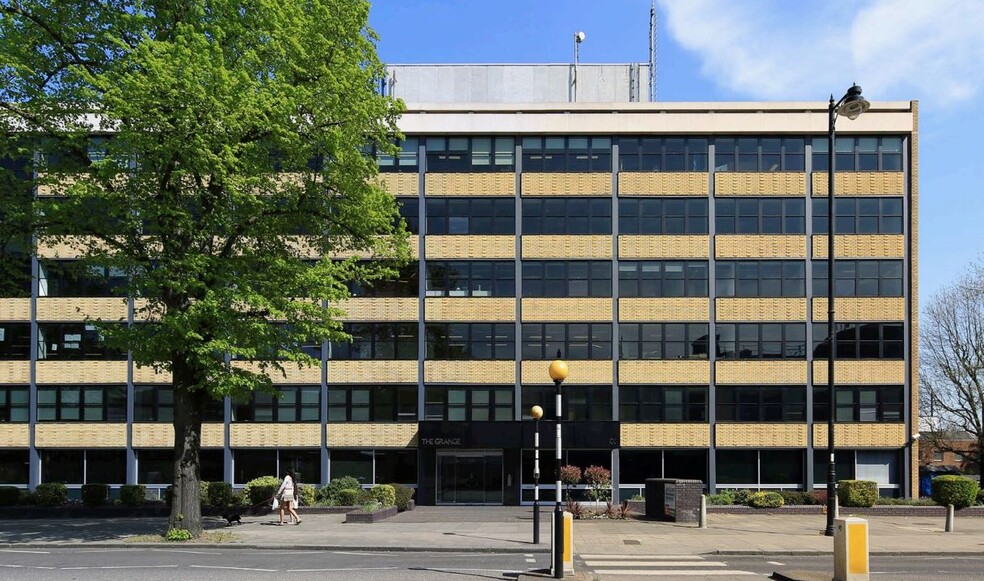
<box><xmin>649</xmin><ymin>1</ymin><xmax>657</xmax><ymax>101</ymax></box>
<box><xmin>573</xmin><ymin>31</ymin><xmax>586</xmax><ymax>102</ymax></box>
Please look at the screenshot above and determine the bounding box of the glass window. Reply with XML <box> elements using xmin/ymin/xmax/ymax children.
<box><xmin>234</xmin><ymin>449</ymin><xmax>277</xmax><ymax>484</ymax></box>
<box><xmin>42</xmin><ymin>450</ymin><xmax>84</xmax><ymax>484</ymax></box>
<box><xmin>522</xmin><ymin>261</ymin><xmax>611</xmax><ymax>298</ymax></box>
<box><xmin>812</xmin><ymin>322</ymin><xmax>904</xmax><ymax>359</ymax></box>
<box><xmin>522</xmin><ymin>323</ymin><xmax>612</xmax><ymax>360</ymax></box>
<box><xmin>619</xmin><ymin>323</ymin><xmax>709</xmax><ymax>360</ymax></box>
<box><xmin>523</xmin><ymin>136</ymin><xmax>611</xmax><ymax>172</ymax></box>
<box><xmin>348</xmin><ymin>262</ymin><xmax>419</xmax><ymax>298</ymax></box>
<box><xmin>374</xmin><ymin>138</ymin><xmax>418</xmax><ymax>173</ymax></box>
<box><xmin>716</xmin><ymin>198</ymin><xmax>804</xmax><ymax>234</ymax></box>
<box><xmin>813</xmin><ymin>260</ymin><xmax>904</xmax><ymax>297</ymax></box>
<box><xmin>426</xmin><ymin>137</ymin><xmax>513</xmax><ymax>172</ymax></box>
<box><xmin>327</xmin><ymin>385</ymin><xmax>417</xmax><ymax>422</ymax></box>
<box><xmin>717</xmin><ymin>386</ymin><xmax>806</xmax><ymax>422</ymax></box>
<box><xmin>425</xmin><ymin>323</ymin><xmax>515</xmax><ymax>360</ymax></box>
<box><xmin>715</xmin><ymin>260</ymin><xmax>805</xmax><ymax>297</ymax></box>
<box><xmin>233</xmin><ymin>386</ymin><xmax>320</xmax><ymax>422</ymax></box>
<box><xmin>375</xmin><ymin>450</ymin><xmax>417</xmax><ymax>484</ymax></box>
<box><xmin>814</xmin><ymin>385</ymin><xmax>904</xmax><ymax>422</ymax></box>
<box><xmin>619</xmin><ymin>198</ymin><xmax>708</xmax><ymax>234</ymax></box>
<box><xmin>38</xmin><ymin>261</ymin><xmax>128</xmax><ymax>297</ymax></box>
<box><xmin>331</xmin><ymin>323</ymin><xmax>418</xmax><ymax>360</ymax></box>
<box><xmin>427</xmin><ymin>198</ymin><xmax>515</xmax><ymax>235</ymax></box>
<box><xmin>522</xmin><ymin>198</ymin><xmax>611</xmax><ymax>235</ymax></box>
<box><xmin>618</xmin><ymin>261</ymin><xmax>708</xmax><ymax>297</ymax></box>
<box><xmin>715</xmin><ymin>137</ymin><xmax>806</xmax><ymax>172</ymax></box>
<box><xmin>0</xmin><ymin>386</ymin><xmax>29</xmax><ymax>422</ymax></box>
<box><xmin>522</xmin><ymin>385</ymin><xmax>611</xmax><ymax>421</ymax></box>
<box><xmin>715</xmin><ymin>323</ymin><xmax>806</xmax><ymax>360</ymax></box>
<box><xmin>618</xmin><ymin>136</ymin><xmax>707</xmax><ymax>172</ymax></box>
<box><xmin>813</xmin><ymin>136</ymin><xmax>905</xmax><ymax>172</ymax></box>
<box><xmin>330</xmin><ymin>450</ymin><xmax>374</xmax><ymax>485</ymax></box>
<box><xmin>37</xmin><ymin>323</ymin><xmax>125</xmax><ymax>361</ymax></box>
<box><xmin>426</xmin><ymin>260</ymin><xmax>514</xmax><ymax>297</ymax></box>
<box><xmin>0</xmin><ymin>450</ymin><xmax>29</xmax><ymax>484</ymax></box>
<box><xmin>37</xmin><ymin>385</ymin><xmax>126</xmax><ymax>422</ymax></box>
<box><xmin>619</xmin><ymin>386</ymin><xmax>707</xmax><ymax>422</ymax></box>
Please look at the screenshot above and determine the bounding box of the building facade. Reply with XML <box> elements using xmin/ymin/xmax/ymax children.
<box><xmin>0</xmin><ymin>64</ymin><xmax>918</xmax><ymax>503</ymax></box>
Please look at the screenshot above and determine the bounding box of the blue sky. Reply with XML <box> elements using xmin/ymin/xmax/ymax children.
<box><xmin>370</xmin><ymin>0</ymin><xmax>984</xmax><ymax>308</ymax></box>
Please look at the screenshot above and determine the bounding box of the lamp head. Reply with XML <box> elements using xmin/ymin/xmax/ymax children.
<box><xmin>575</xmin><ymin>31</ymin><xmax>586</xmax><ymax>43</ymax></box>
<box><xmin>530</xmin><ymin>405</ymin><xmax>544</xmax><ymax>421</ymax></box>
<box><xmin>548</xmin><ymin>359</ymin><xmax>569</xmax><ymax>382</ymax></box>
<box><xmin>836</xmin><ymin>84</ymin><xmax>870</xmax><ymax>120</ymax></box>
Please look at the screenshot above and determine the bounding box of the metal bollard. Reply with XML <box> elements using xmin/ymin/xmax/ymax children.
<box><xmin>945</xmin><ymin>504</ymin><xmax>954</xmax><ymax>533</ymax></box>
<box><xmin>699</xmin><ymin>494</ymin><xmax>707</xmax><ymax>528</ymax></box>
<box><xmin>833</xmin><ymin>517</ymin><xmax>869</xmax><ymax>581</ymax></box>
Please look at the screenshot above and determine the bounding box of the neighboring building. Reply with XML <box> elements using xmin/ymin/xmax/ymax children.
<box><xmin>919</xmin><ymin>430</ymin><xmax>977</xmax><ymax>473</ymax></box>
<box><xmin>0</xmin><ymin>64</ymin><xmax>919</xmax><ymax>502</ymax></box>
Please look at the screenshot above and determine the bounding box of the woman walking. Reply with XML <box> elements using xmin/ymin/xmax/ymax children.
<box><xmin>276</xmin><ymin>469</ymin><xmax>302</xmax><ymax>525</ymax></box>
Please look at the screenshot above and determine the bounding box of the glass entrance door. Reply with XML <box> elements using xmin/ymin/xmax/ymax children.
<box><xmin>436</xmin><ymin>451</ymin><xmax>503</xmax><ymax>505</ymax></box>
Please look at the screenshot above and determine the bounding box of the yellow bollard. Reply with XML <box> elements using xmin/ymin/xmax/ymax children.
<box><xmin>833</xmin><ymin>517</ymin><xmax>869</xmax><ymax>581</ymax></box>
<box><xmin>551</xmin><ymin>510</ymin><xmax>574</xmax><ymax>576</ymax></box>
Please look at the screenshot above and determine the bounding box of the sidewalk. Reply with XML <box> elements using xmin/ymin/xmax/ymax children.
<box><xmin>1</xmin><ymin>506</ymin><xmax>981</xmax><ymax>555</ymax></box>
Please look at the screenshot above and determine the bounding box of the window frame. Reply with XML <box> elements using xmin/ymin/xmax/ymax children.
<box><xmin>424</xmin><ymin>385</ymin><xmax>515</xmax><ymax>422</ymax></box>
<box><xmin>617</xmin><ymin>136</ymin><xmax>708</xmax><ymax>172</ymax></box>
<box><xmin>522</xmin><ymin>260</ymin><xmax>612</xmax><ymax>298</ymax></box>
<box><xmin>812</xmin><ymin>322</ymin><xmax>905</xmax><ymax>359</ymax></box>
<box><xmin>425</xmin><ymin>260</ymin><xmax>515</xmax><ymax>297</ymax></box>
<box><xmin>232</xmin><ymin>385</ymin><xmax>321</xmax><ymax>423</ymax></box>
<box><xmin>714</xmin><ymin>137</ymin><xmax>806</xmax><ymax>172</ymax></box>
<box><xmin>425</xmin><ymin>136</ymin><xmax>515</xmax><ymax>172</ymax></box>
<box><xmin>426</xmin><ymin>197</ymin><xmax>515</xmax><ymax>235</ymax></box>
<box><xmin>618</xmin><ymin>322</ymin><xmax>709</xmax><ymax>360</ymax></box>
<box><xmin>716</xmin><ymin>385</ymin><xmax>807</xmax><ymax>422</ymax></box>
<box><xmin>812</xmin><ymin>260</ymin><xmax>904</xmax><ymax>297</ymax></box>
<box><xmin>619</xmin><ymin>385</ymin><xmax>708</xmax><ymax>422</ymax></box>
<box><xmin>522</xmin><ymin>197</ymin><xmax>612</xmax><ymax>235</ymax></box>
<box><xmin>36</xmin><ymin>384</ymin><xmax>127</xmax><ymax>422</ymax></box>
<box><xmin>424</xmin><ymin>322</ymin><xmax>516</xmax><ymax>360</ymax></box>
<box><xmin>327</xmin><ymin>385</ymin><xmax>418</xmax><ymax>422</ymax></box>
<box><xmin>715</xmin><ymin>323</ymin><xmax>807</xmax><ymax>360</ymax></box>
<box><xmin>618</xmin><ymin>260</ymin><xmax>709</xmax><ymax>298</ymax></box>
<box><xmin>521</xmin><ymin>323</ymin><xmax>613</xmax><ymax>360</ymax></box>
<box><xmin>814</xmin><ymin>385</ymin><xmax>904</xmax><ymax>423</ymax></box>
<box><xmin>618</xmin><ymin>198</ymin><xmax>708</xmax><ymax>235</ymax></box>
<box><xmin>331</xmin><ymin>323</ymin><xmax>419</xmax><ymax>360</ymax></box>
<box><xmin>0</xmin><ymin>386</ymin><xmax>29</xmax><ymax>422</ymax></box>
<box><xmin>715</xmin><ymin>260</ymin><xmax>806</xmax><ymax>298</ymax></box>
<box><xmin>812</xmin><ymin>197</ymin><xmax>904</xmax><ymax>235</ymax></box>
<box><xmin>715</xmin><ymin>197</ymin><xmax>806</xmax><ymax>235</ymax></box>
<box><xmin>521</xmin><ymin>136</ymin><xmax>612</xmax><ymax>172</ymax></box>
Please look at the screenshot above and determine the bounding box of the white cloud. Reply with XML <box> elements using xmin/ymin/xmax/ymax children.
<box><xmin>659</xmin><ymin>0</ymin><xmax>984</xmax><ymax>104</ymax></box>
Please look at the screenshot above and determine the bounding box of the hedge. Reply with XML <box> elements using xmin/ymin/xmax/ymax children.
<box><xmin>242</xmin><ymin>476</ymin><xmax>281</xmax><ymax>506</ymax></box>
<box><xmin>837</xmin><ymin>480</ymin><xmax>878</xmax><ymax>508</ymax></box>
<box><xmin>204</xmin><ymin>481</ymin><xmax>235</xmax><ymax>507</ymax></box>
<box><xmin>316</xmin><ymin>476</ymin><xmax>361</xmax><ymax>505</ymax></box>
<box><xmin>392</xmin><ymin>484</ymin><xmax>414</xmax><ymax>511</ymax></box>
<box><xmin>932</xmin><ymin>475</ymin><xmax>979</xmax><ymax>509</ymax></box>
<box><xmin>296</xmin><ymin>484</ymin><xmax>316</xmax><ymax>507</ymax></box>
<box><xmin>0</xmin><ymin>486</ymin><xmax>21</xmax><ymax>506</ymax></box>
<box><xmin>34</xmin><ymin>483</ymin><xmax>68</xmax><ymax>506</ymax></box>
<box><xmin>81</xmin><ymin>483</ymin><xmax>110</xmax><ymax>507</ymax></box>
<box><xmin>748</xmin><ymin>491</ymin><xmax>784</xmax><ymax>508</ymax></box>
<box><xmin>335</xmin><ymin>488</ymin><xmax>363</xmax><ymax>506</ymax></box>
<box><xmin>120</xmin><ymin>485</ymin><xmax>147</xmax><ymax>507</ymax></box>
<box><xmin>370</xmin><ymin>484</ymin><xmax>396</xmax><ymax>507</ymax></box>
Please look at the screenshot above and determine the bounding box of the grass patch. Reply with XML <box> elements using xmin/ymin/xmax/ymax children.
<box><xmin>125</xmin><ymin>531</ymin><xmax>237</xmax><ymax>543</ymax></box>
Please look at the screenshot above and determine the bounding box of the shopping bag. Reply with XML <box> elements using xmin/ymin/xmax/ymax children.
<box><xmin>272</xmin><ymin>497</ymin><xmax>280</xmax><ymax>510</ymax></box>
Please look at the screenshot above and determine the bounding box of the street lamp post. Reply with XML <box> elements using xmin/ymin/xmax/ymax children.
<box><xmin>531</xmin><ymin>404</ymin><xmax>544</xmax><ymax>545</ymax></box>
<box><xmin>825</xmin><ymin>84</ymin><xmax>870</xmax><ymax>537</ymax></box>
<box><xmin>548</xmin><ymin>359</ymin><xmax>569</xmax><ymax>578</ymax></box>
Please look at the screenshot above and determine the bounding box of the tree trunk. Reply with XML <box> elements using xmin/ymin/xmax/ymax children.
<box><xmin>169</xmin><ymin>360</ymin><xmax>205</xmax><ymax>536</ymax></box>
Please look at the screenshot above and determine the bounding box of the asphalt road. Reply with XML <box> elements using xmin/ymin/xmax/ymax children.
<box><xmin>0</xmin><ymin>547</ymin><xmax>541</xmax><ymax>580</ymax></box>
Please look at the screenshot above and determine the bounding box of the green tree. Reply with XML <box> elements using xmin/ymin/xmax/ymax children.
<box><xmin>0</xmin><ymin>0</ymin><xmax>409</xmax><ymax>536</ymax></box>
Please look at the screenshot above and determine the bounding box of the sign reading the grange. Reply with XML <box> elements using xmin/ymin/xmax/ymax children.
<box><xmin>420</xmin><ymin>437</ymin><xmax>463</xmax><ymax>447</ymax></box>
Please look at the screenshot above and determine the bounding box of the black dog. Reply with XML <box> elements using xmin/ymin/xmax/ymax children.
<box><xmin>220</xmin><ymin>513</ymin><xmax>242</xmax><ymax>526</ymax></box>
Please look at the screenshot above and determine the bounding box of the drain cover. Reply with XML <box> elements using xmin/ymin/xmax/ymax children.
<box><xmin>623</xmin><ymin>539</ymin><xmax>641</xmax><ymax>545</ymax></box>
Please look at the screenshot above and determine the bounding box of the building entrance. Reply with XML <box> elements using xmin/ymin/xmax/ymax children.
<box><xmin>436</xmin><ymin>451</ymin><xmax>503</xmax><ymax>505</ymax></box>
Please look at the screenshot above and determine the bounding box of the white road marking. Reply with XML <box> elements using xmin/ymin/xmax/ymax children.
<box><xmin>768</xmin><ymin>560</ymin><xmax>786</xmax><ymax>566</ymax></box>
<box><xmin>0</xmin><ymin>549</ymin><xmax>50</xmax><ymax>554</ymax></box>
<box><xmin>526</xmin><ymin>558</ymin><xmax>536</xmax><ymax>563</ymax></box>
<box><xmin>593</xmin><ymin>570</ymin><xmax>759</xmax><ymax>576</ymax></box>
<box><xmin>586</xmin><ymin>560</ymin><xmax>728</xmax><ymax>567</ymax></box>
<box><xmin>288</xmin><ymin>567</ymin><xmax>400</xmax><ymax>572</ymax></box>
<box><xmin>189</xmin><ymin>565</ymin><xmax>278</xmax><ymax>572</ymax></box>
<box><xmin>60</xmin><ymin>566</ymin><xmax>180</xmax><ymax>570</ymax></box>
<box><xmin>0</xmin><ymin>564</ymin><xmax>24</xmax><ymax>568</ymax></box>
<box><xmin>150</xmin><ymin>549</ymin><xmax>221</xmax><ymax>555</ymax></box>
<box><xmin>579</xmin><ymin>554</ymin><xmax>704</xmax><ymax>560</ymax></box>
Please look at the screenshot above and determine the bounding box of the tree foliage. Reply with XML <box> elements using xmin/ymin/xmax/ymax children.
<box><xmin>921</xmin><ymin>260</ymin><xmax>984</xmax><ymax>474</ymax></box>
<box><xmin>1</xmin><ymin>0</ymin><xmax>409</xmax><ymax>535</ymax></box>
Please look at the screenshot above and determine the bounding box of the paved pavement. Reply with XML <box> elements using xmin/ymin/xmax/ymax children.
<box><xmin>2</xmin><ymin>506</ymin><xmax>983</xmax><ymax>558</ymax></box>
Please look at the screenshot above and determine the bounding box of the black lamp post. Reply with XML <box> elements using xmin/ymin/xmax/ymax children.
<box><xmin>824</xmin><ymin>84</ymin><xmax>870</xmax><ymax>537</ymax></box>
<box><xmin>548</xmin><ymin>359</ymin><xmax>568</xmax><ymax>578</ymax></box>
<box><xmin>531</xmin><ymin>404</ymin><xmax>544</xmax><ymax>544</ymax></box>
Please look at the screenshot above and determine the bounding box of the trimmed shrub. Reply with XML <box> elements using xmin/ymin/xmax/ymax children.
<box><xmin>705</xmin><ymin>491</ymin><xmax>735</xmax><ymax>506</ymax></box>
<box><xmin>335</xmin><ymin>488</ymin><xmax>363</xmax><ymax>506</ymax></box>
<box><xmin>811</xmin><ymin>490</ymin><xmax>828</xmax><ymax>505</ymax></box>
<box><xmin>584</xmin><ymin>465</ymin><xmax>612</xmax><ymax>502</ymax></box>
<box><xmin>165</xmin><ymin>528</ymin><xmax>192</xmax><ymax>542</ymax></box>
<box><xmin>748</xmin><ymin>491</ymin><xmax>784</xmax><ymax>508</ymax></box>
<box><xmin>976</xmin><ymin>487</ymin><xmax>984</xmax><ymax>506</ymax></box>
<box><xmin>392</xmin><ymin>484</ymin><xmax>414</xmax><ymax>511</ymax></box>
<box><xmin>81</xmin><ymin>483</ymin><xmax>110</xmax><ymax>507</ymax></box>
<box><xmin>243</xmin><ymin>476</ymin><xmax>281</xmax><ymax>506</ymax></box>
<box><xmin>778</xmin><ymin>491</ymin><xmax>815</xmax><ymax>506</ymax></box>
<box><xmin>296</xmin><ymin>484</ymin><xmax>316</xmax><ymax>507</ymax></box>
<box><xmin>0</xmin><ymin>486</ymin><xmax>21</xmax><ymax>506</ymax></box>
<box><xmin>370</xmin><ymin>484</ymin><xmax>396</xmax><ymax>507</ymax></box>
<box><xmin>34</xmin><ymin>482</ymin><xmax>68</xmax><ymax>506</ymax></box>
<box><xmin>316</xmin><ymin>476</ymin><xmax>362</xmax><ymax>505</ymax></box>
<box><xmin>931</xmin><ymin>475</ymin><xmax>980</xmax><ymax>509</ymax></box>
<box><xmin>205</xmin><ymin>481</ymin><xmax>234</xmax><ymax>507</ymax></box>
<box><xmin>837</xmin><ymin>480</ymin><xmax>878</xmax><ymax>508</ymax></box>
<box><xmin>120</xmin><ymin>485</ymin><xmax>146</xmax><ymax>507</ymax></box>
<box><xmin>732</xmin><ymin>489</ymin><xmax>753</xmax><ymax>505</ymax></box>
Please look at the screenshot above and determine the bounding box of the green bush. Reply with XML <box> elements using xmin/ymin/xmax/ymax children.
<box><xmin>732</xmin><ymin>489</ymin><xmax>753</xmax><ymax>505</ymax></box>
<box><xmin>778</xmin><ymin>491</ymin><xmax>815</xmax><ymax>506</ymax></box>
<box><xmin>165</xmin><ymin>528</ymin><xmax>192</xmax><ymax>542</ymax></box>
<box><xmin>392</xmin><ymin>484</ymin><xmax>414</xmax><ymax>511</ymax></box>
<box><xmin>705</xmin><ymin>491</ymin><xmax>735</xmax><ymax>506</ymax></box>
<box><xmin>370</xmin><ymin>484</ymin><xmax>396</xmax><ymax>507</ymax></box>
<box><xmin>316</xmin><ymin>476</ymin><xmax>362</xmax><ymax>505</ymax></box>
<box><xmin>119</xmin><ymin>485</ymin><xmax>146</xmax><ymax>507</ymax></box>
<box><xmin>243</xmin><ymin>476</ymin><xmax>281</xmax><ymax>506</ymax></box>
<box><xmin>0</xmin><ymin>486</ymin><xmax>21</xmax><ymax>506</ymax></box>
<box><xmin>931</xmin><ymin>475</ymin><xmax>980</xmax><ymax>509</ymax></box>
<box><xmin>34</xmin><ymin>483</ymin><xmax>68</xmax><ymax>506</ymax></box>
<box><xmin>837</xmin><ymin>480</ymin><xmax>878</xmax><ymax>508</ymax></box>
<box><xmin>335</xmin><ymin>488</ymin><xmax>363</xmax><ymax>506</ymax></box>
<box><xmin>205</xmin><ymin>481</ymin><xmax>235</xmax><ymax>507</ymax></box>
<box><xmin>81</xmin><ymin>483</ymin><xmax>110</xmax><ymax>507</ymax></box>
<box><xmin>976</xmin><ymin>487</ymin><xmax>984</xmax><ymax>506</ymax></box>
<box><xmin>296</xmin><ymin>484</ymin><xmax>316</xmax><ymax>507</ymax></box>
<box><xmin>748</xmin><ymin>491</ymin><xmax>784</xmax><ymax>508</ymax></box>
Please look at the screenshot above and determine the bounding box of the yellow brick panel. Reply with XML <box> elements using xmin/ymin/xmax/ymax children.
<box><xmin>618</xmin><ymin>360</ymin><xmax>710</xmax><ymax>384</ymax></box>
<box><xmin>618</xmin><ymin>172</ymin><xmax>708</xmax><ymax>196</ymax></box>
<box><xmin>716</xmin><ymin>423</ymin><xmax>808</xmax><ymax>447</ymax></box>
<box><xmin>36</xmin><ymin>298</ymin><xmax>129</xmax><ymax>322</ymax></box>
<box><xmin>230</xmin><ymin>423</ymin><xmax>322</xmax><ymax>447</ymax></box>
<box><xmin>133</xmin><ymin>365</ymin><xmax>171</xmax><ymax>384</ymax></box>
<box><xmin>715</xmin><ymin>235</ymin><xmax>807</xmax><ymax>259</ymax></box>
<box><xmin>202</xmin><ymin>423</ymin><xmax>226</xmax><ymax>447</ymax></box>
<box><xmin>715</xmin><ymin>172</ymin><xmax>806</xmax><ymax>196</ymax></box>
<box><xmin>522</xmin><ymin>235</ymin><xmax>612</xmax><ymax>259</ymax></box>
<box><xmin>522</xmin><ymin>298</ymin><xmax>612</xmax><ymax>321</ymax></box>
<box><xmin>0</xmin><ymin>299</ymin><xmax>31</xmax><ymax>321</ymax></box>
<box><xmin>424</xmin><ymin>360</ymin><xmax>515</xmax><ymax>384</ymax></box>
<box><xmin>36</xmin><ymin>361</ymin><xmax>127</xmax><ymax>384</ymax></box>
<box><xmin>375</xmin><ymin>173</ymin><xmax>418</xmax><ymax>196</ymax></box>
<box><xmin>521</xmin><ymin>360</ymin><xmax>612</xmax><ymax>384</ymax></box>
<box><xmin>812</xmin><ymin>297</ymin><xmax>905</xmax><ymax>322</ymax></box>
<box><xmin>716</xmin><ymin>298</ymin><xmax>807</xmax><ymax>322</ymax></box>
<box><xmin>35</xmin><ymin>423</ymin><xmax>126</xmax><ymax>447</ymax></box>
<box><xmin>425</xmin><ymin>173</ymin><xmax>515</xmax><ymax>196</ymax></box>
<box><xmin>337</xmin><ymin>298</ymin><xmax>418</xmax><ymax>321</ymax></box>
<box><xmin>618</xmin><ymin>235</ymin><xmax>709</xmax><ymax>259</ymax></box>
<box><xmin>36</xmin><ymin>236</ymin><xmax>108</xmax><ymax>259</ymax></box>
<box><xmin>620</xmin><ymin>423</ymin><xmax>710</xmax><ymax>447</ymax></box>
<box><xmin>329</xmin><ymin>235</ymin><xmax>420</xmax><ymax>260</ymax></box>
<box><xmin>230</xmin><ymin>361</ymin><xmax>322</xmax><ymax>384</ymax></box>
<box><xmin>812</xmin><ymin>235</ymin><xmax>905</xmax><ymax>258</ymax></box>
<box><xmin>327</xmin><ymin>423</ymin><xmax>418</xmax><ymax>447</ymax></box>
<box><xmin>813</xmin><ymin>361</ymin><xmax>905</xmax><ymax>384</ymax></box>
<box><xmin>132</xmin><ymin>423</ymin><xmax>227</xmax><ymax>448</ymax></box>
<box><xmin>522</xmin><ymin>173</ymin><xmax>612</xmax><ymax>196</ymax></box>
<box><xmin>619</xmin><ymin>298</ymin><xmax>709</xmax><ymax>321</ymax></box>
<box><xmin>812</xmin><ymin>172</ymin><xmax>905</xmax><ymax>196</ymax></box>
<box><xmin>329</xmin><ymin>360</ymin><xmax>417</xmax><ymax>383</ymax></box>
<box><xmin>715</xmin><ymin>361</ymin><xmax>808</xmax><ymax>384</ymax></box>
<box><xmin>425</xmin><ymin>298</ymin><xmax>515</xmax><ymax>321</ymax></box>
<box><xmin>0</xmin><ymin>361</ymin><xmax>30</xmax><ymax>384</ymax></box>
<box><xmin>0</xmin><ymin>425</ymin><xmax>29</xmax><ymax>447</ymax></box>
<box><xmin>813</xmin><ymin>423</ymin><xmax>906</xmax><ymax>447</ymax></box>
<box><xmin>426</xmin><ymin>235</ymin><xmax>515</xmax><ymax>259</ymax></box>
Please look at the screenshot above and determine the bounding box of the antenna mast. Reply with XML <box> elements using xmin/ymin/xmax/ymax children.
<box><xmin>649</xmin><ymin>1</ymin><xmax>657</xmax><ymax>101</ymax></box>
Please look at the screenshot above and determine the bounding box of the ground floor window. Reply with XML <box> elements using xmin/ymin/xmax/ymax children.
<box><xmin>0</xmin><ymin>449</ymin><xmax>29</xmax><ymax>484</ymax></box>
<box><xmin>717</xmin><ymin>449</ymin><xmax>804</xmax><ymax>487</ymax></box>
<box><xmin>519</xmin><ymin>449</ymin><xmax>612</xmax><ymax>502</ymax></box>
<box><xmin>138</xmin><ymin>449</ymin><xmax>224</xmax><ymax>484</ymax></box>
<box><xmin>813</xmin><ymin>449</ymin><xmax>901</xmax><ymax>495</ymax></box>
<box><xmin>41</xmin><ymin>449</ymin><xmax>126</xmax><ymax>484</ymax></box>
<box><xmin>329</xmin><ymin>449</ymin><xmax>416</xmax><ymax>486</ymax></box>
<box><xmin>619</xmin><ymin>449</ymin><xmax>708</xmax><ymax>485</ymax></box>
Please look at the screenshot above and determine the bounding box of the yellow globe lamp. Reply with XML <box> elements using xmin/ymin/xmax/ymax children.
<box><xmin>548</xmin><ymin>360</ymin><xmax>569</xmax><ymax>383</ymax></box>
<box><xmin>530</xmin><ymin>405</ymin><xmax>544</xmax><ymax>421</ymax></box>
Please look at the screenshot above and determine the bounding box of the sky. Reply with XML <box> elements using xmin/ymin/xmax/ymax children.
<box><xmin>369</xmin><ymin>0</ymin><xmax>984</xmax><ymax>309</ymax></box>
